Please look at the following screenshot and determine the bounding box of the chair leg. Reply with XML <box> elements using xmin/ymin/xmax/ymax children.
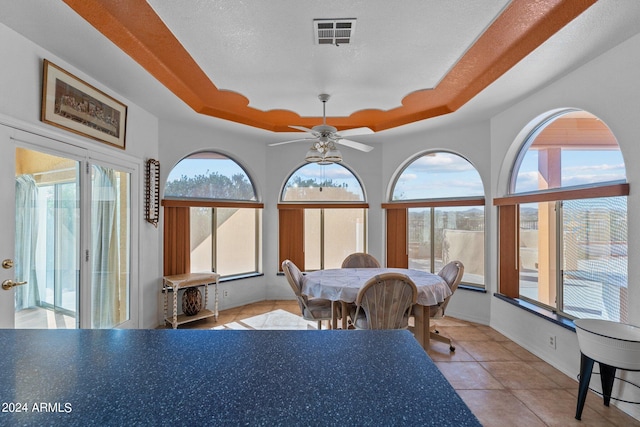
<box><xmin>430</xmin><ymin>330</ymin><xmax>455</xmax><ymax>352</ymax></box>
<box><xmin>576</xmin><ymin>352</ymin><xmax>595</xmax><ymax>420</ymax></box>
<box><xmin>317</xmin><ymin>320</ymin><xmax>322</xmax><ymax>330</ymax></box>
<box><xmin>599</xmin><ymin>363</ymin><xmax>617</xmax><ymax>407</ymax></box>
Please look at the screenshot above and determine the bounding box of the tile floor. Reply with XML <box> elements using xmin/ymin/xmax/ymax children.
<box><xmin>172</xmin><ymin>300</ymin><xmax>640</xmax><ymax>427</ymax></box>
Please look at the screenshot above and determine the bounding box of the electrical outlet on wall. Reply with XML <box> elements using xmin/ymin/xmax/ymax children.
<box><xmin>223</xmin><ymin>290</ymin><xmax>229</xmax><ymax>298</ymax></box>
<box><xmin>548</xmin><ymin>335</ymin><xmax>556</xmax><ymax>349</ymax></box>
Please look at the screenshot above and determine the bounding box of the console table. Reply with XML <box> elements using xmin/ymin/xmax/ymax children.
<box><xmin>163</xmin><ymin>272</ymin><xmax>220</xmax><ymax>328</ymax></box>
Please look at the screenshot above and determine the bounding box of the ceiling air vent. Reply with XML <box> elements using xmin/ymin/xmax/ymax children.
<box><xmin>314</xmin><ymin>19</ymin><xmax>356</xmax><ymax>45</ymax></box>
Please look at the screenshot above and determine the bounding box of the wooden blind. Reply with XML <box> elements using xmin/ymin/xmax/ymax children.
<box><xmin>278</xmin><ymin>208</ymin><xmax>304</xmax><ymax>271</ymax></box>
<box><xmin>497</xmin><ymin>204</ymin><xmax>519</xmax><ymax>298</ymax></box>
<box><xmin>386</xmin><ymin>208</ymin><xmax>408</xmax><ymax>268</ymax></box>
<box><xmin>163</xmin><ymin>206</ymin><xmax>190</xmax><ymax>276</ymax></box>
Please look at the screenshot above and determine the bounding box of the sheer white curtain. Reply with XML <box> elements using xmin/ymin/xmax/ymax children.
<box><xmin>15</xmin><ymin>174</ymin><xmax>40</xmax><ymax>310</ymax></box>
<box><xmin>91</xmin><ymin>165</ymin><xmax>118</xmax><ymax>328</ymax></box>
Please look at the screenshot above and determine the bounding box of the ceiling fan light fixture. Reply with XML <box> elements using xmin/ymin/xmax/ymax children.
<box><xmin>323</xmin><ymin>143</ymin><xmax>342</xmax><ymax>163</ymax></box>
<box><xmin>305</xmin><ymin>146</ymin><xmax>324</xmax><ymax>163</ymax></box>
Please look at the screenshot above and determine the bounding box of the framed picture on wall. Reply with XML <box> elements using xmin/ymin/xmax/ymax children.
<box><xmin>41</xmin><ymin>59</ymin><xmax>127</xmax><ymax>149</ymax></box>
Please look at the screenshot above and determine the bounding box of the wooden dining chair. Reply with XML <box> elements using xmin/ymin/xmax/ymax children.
<box><xmin>428</xmin><ymin>260</ymin><xmax>464</xmax><ymax>351</ymax></box>
<box><xmin>341</xmin><ymin>252</ymin><xmax>381</xmax><ymax>268</ymax></box>
<box><xmin>349</xmin><ymin>272</ymin><xmax>417</xmax><ymax>330</ymax></box>
<box><xmin>282</xmin><ymin>259</ymin><xmax>335</xmax><ymax>329</ymax></box>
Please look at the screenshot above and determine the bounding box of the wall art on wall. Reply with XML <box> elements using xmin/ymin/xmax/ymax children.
<box><xmin>41</xmin><ymin>59</ymin><xmax>127</xmax><ymax>149</ymax></box>
<box><xmin>145</xmin><ymin>158</ymin><xmax>160</xmax><ymax>227</ymax></box>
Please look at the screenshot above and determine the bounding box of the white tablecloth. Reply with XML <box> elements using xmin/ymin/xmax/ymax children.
<box><xmin>302</xmin><ymin>268</ymin><xmax>451</xmax><ymax>307</ymax></box>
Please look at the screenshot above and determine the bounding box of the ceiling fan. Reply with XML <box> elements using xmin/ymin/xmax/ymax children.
<box><xmin>269</xmin><ymin>94</ymin><xmax>374</xmax><ymax>163</ymax></box>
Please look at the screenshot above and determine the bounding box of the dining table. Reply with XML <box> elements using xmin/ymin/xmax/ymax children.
<box><xmin>302</xmin><ymin>267</ymin><xmax>452</xmax><ymax>350</ymax></box>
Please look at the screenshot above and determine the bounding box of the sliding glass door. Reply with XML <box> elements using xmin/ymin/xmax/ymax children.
<box><xmin>0</xmin><ymin>127</ymin><xmax>136</xmax><ymax>329</ymax></box>
<box><xmin>15</xmin><ymin>147</ymin><xmax>80</xmax><ymax>328</ymax></box>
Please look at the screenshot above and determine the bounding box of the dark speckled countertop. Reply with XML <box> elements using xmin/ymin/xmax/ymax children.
<box><xmin>0</xmin><ymin>329</ymin><xmax>480</xmax><ymax>426</ymax></box>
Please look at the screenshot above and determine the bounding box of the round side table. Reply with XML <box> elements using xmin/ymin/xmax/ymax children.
<box><xmin>574</xmin><ymin>318</ymin><xmax>640</xmax><ymax>420</ymax></box>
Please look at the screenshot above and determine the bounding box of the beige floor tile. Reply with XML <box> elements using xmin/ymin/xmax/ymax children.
<box><xmin>432</xmin><ymin>316</ymin><xmax>472</xmax><ymax>327</ymax></box>
<box><xmin>529</xmin><ymin>361</ymin><xmax>579</xmax><ymax>389</ymax></box>
<box><xmin>457</xmin><ymin>390</ymin><xmax>546</xmax><ymax>427</ymax></box>
<box><xmin>457</xmin><ymin>340</ymin><xmax>523</xmax><ymax>362</ymax></box>
<box><xmin>427</xmin><ymin>339</ymin><xmax>476</xmax><ymax>362</ymax></box>
<box><xmin>565</xmin><ymin>388</ymin><xmax>640</xmax><ymax>426</ymax></box>
<box><xmin>480</xmin><ymin>361</ymin><xmax>564</xmax><ymax>390</ymax></box>
<box><xmin>499</xmin><ymin>341</ymin><xmax>543</xmax><ymax>362</ymax></box>
<box><xmin>434</xmin><ymin>361</ymin><xmax>504</xmax><ymax>390</ymax></box>
<box><xmin>213</xmin><ymin>311</ymin><xmax>239</xmax><ymax>325</ymax></box>
<box><xmin>438</xmin><ymin>325</ymin><xmax>492</xmax><ymax>341</ymax></box>
<box><xmin>475</xmin><ymin>324</ymin><xmax>512</xmax><ymax>342</ymax></box>
<box><xmin>512</xmin><ymin>389</ymin><xmax>617</xmax><ymax>427</ymax></box>
<box><xmin>238</xmin><ymin>301</ymin><xmax>276</xmax><ymax>316</ymax></box>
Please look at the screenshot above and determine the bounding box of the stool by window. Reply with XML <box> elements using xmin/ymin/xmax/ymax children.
<box><xmin>574</xmin><ymin>319</ymin><xmax>640</xmax><ymax>420</ymax></box>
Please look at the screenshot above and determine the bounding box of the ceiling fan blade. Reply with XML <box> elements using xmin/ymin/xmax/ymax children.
<box><xmin>336</xmin><ymin>138</ymin><xmax>374</xmax><ymax>152</ymax></box>
<box><xmin>289</xmin><ymin>125</ymin><xmax>319</xmax><ymax>135</ymax></box>
<box><xmin>336</xmin><ymin>127</ymin><xmax>374</xmax><ymax>138</ymax></box>
<box><xmin>268</xmin><ymin>138</ymin><xmax>315</xmax><ymax>147</ymax></box>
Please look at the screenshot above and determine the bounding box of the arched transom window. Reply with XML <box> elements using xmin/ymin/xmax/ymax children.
<box><xmin>165</xmin><ymin>152</ymin><xmax>257</xmax><ymax>200</ymax></box>
<box><xmin>281</xmin><ymin>162</ymin><xmax>364</xmax><ymax>202</ymax></box>
<box><xmin>392</xmin><ymin>152</ymin><xmax>484</xmax><ymax>200</ymax></box>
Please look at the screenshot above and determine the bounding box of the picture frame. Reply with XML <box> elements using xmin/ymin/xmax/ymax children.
<box><xmin>41</xmin><ymin>59</ymin><xmax>127</xmax><ymax>149</ymax></box>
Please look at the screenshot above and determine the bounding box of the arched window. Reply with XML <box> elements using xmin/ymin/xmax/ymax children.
<box><xmin>278</xmin><ymin>163</ymin><xmax>367</xmax><ymax>271</ymax></box>
<box><xmin>392</xmin><ymin>152</ymin><xmax>484</xmax><ymax>200</ymax></box>
<box><xmin>281</xmin><ymin>162</ymin><xmax>364</xmax><ymax>202</ymax></box>
<box><xmin>496</xmin><ymin>110</ymin><xmax>628</xmax><ymax>322</ymax></box>
<box><xmin>163</xmin><ymin>151</ymin><xmax>263</xmax><ymax>279</ymax></box>
<box><xmin>386</xmin><ymin>152</ymin><xmax>485</xmax><ymax>287</ymax></box>
<box><xmin>165</xmin><ymin>152</ymin><xmax>257</xmax><ymax>200</ymax></box>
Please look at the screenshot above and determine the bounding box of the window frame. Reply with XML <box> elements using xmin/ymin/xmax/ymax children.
<box><xmin>385</xmin><ymin>151</ymin><xmax>486</xmax><ymax>288</ymax></box>
<box><xmin>278</xmin><ymin>162</ymin><xmax>369</xmax><ymax>272</ymax></box>
<box><xmin>497</xmin><ymin>108</ymin><xmax>629</xmax><ymax>321</ymax></box>
<box><xmin>162</xmin><ymin>151</ymin><xmax>263</xmax><ymax>278</ymax></box>
<box><xmin>383</xmin><ymin>198</ymin><xmax>486</xmax><ymax>288</ymax></box>
<box><xmin>494</xmin><ymin>183</ymin><xmax>629</xmax><ymax>319</ymax></box>
<box><xmin>280</xmin><ymin>162</ymin><xmax>366</xmax><ymax>203</ymax></box>
<box><xmin>277</xmin><ymin>203</ymin><xmax>370</xmax><ymax>272</ymax></box>
<box><xmin>164</xmin><ymin>151</ymin><xmax>259</xmax><ymax>202</ymax></box>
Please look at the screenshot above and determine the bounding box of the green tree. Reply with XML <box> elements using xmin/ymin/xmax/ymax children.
<box><xmin>165</xmin><ymin>172</ymin><xmax>254</xmax><ymax>200</ymax></box>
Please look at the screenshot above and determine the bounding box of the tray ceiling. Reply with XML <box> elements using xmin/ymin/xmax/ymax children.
<box><xmin>60</xmin><ymin>0</ymin><xmax>597</xmax><ymax>132</ymax></box>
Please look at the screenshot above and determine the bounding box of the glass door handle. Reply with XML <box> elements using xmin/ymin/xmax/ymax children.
<box><xmin>2</xmin><ymin>279</ymin><xmax>27</xmax><ymax>290</ymax></box>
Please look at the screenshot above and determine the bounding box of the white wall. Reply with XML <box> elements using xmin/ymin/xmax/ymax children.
<box><xmin>0</xmin><ymin>23</ymin><xmax>161</xmax><ymax>329</ymax></box>
<box><xmin>158</xmin><ymin>119</ymin><xmax>271</xmax><ymax>310</ymax></box>
<box><xmin>490</xmin><ymin>31</ymin><xmax>640</xmax><ymax>419</ymax></box>
<box><xmin>378</xmin><ymin>121</ymin><xmax>494</xmax><ymax>325</ymax></box>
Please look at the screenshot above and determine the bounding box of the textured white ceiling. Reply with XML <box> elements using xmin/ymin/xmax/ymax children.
<box><xmin>147</xmin><ymin>0</ymin><xmax>509</xmax><ymax>117</ymax></box>
<box><xmin>1</xmin><ymin>1</ymin><xmax>640</xmax><ymax>141</ymax></box>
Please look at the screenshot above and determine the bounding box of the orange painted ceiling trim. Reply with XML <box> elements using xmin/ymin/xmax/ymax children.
<box><xmin>63</xmin><ymin>0</ymin><xmax>597</xmax><ymax>133</ymax></box>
